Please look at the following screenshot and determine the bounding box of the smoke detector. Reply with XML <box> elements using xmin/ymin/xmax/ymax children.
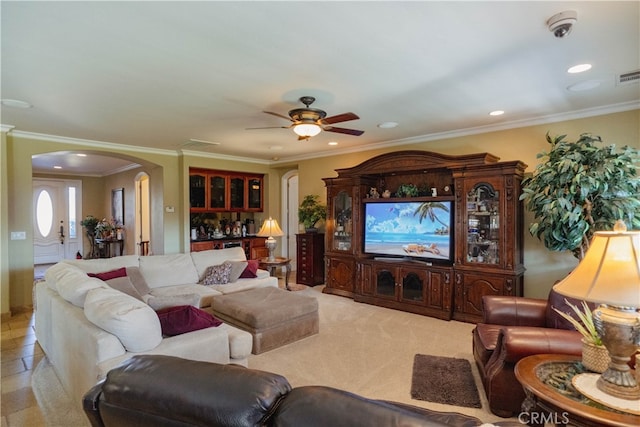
<box><xmin>547</xmin><ymin>10</ymin><xmax>577</xmax><ymax>38</ymax></box>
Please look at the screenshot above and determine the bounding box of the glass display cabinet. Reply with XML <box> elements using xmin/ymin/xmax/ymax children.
<box><xmin>332</xmin><ymin>190</ymin><xmax>353</xmax><ymax>252</ymax></box>
<box><xmin>466</xmin><ymin>182</ymin><xmax>500</xmax><ymax>265</ymax></box>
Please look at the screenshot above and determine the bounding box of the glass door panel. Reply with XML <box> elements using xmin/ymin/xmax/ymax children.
<box><xmin>333</xmin><ymin>190</ymin><xmax>352</xmax><ymax>251</ymax></box>
<box><xmin>466</xmin><ymin>183</ymin><xmax>500</xmax><ymax>265</ymax></box>
<box><xmin>401</xmin><ymin>272</ymin><xmax>423</xmax><ymax>301</ymax></box>
<box><xmin>209</xmin><ymin>175</ymin><xmax>226</xmax><ymax>209</ymax></box>
<box><xmin>376</xmin><ymin>269</ymin><xmax>396</xmax><ymax>297</ymax></box>
<box><xmin>190</xmin><ymin>173</ymin><xmax>206</xmax><ymax>209</ymax></box>
<box><xmin>247</xmin><ymin>177</ymin><xmax>262</xmax><ymax>210</ymax></box>
<box><xmin>230</xmin><ymin>177</ymin><xmax>245</xmax><ymax>210</ymax></box>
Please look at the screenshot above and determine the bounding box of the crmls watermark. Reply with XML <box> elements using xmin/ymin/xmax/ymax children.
<box><xmin>518</xmin><ymin>411</ymin><xmax>570</xmax><ymax>425</ymax></box>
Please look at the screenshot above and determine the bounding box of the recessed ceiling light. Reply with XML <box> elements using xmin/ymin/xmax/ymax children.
<box><xmin>1</xmin><ymin>99</ymin><xmax>32</xmax><ymax>109</ymax></box>
<box><xmin>53</xmin><ymin>166</ymin><xmax>62</xmax><ymax>169</ymax></box>
<box><xmin>568</xmin><ymin>64</ymin><xmax>592</xmax><ymax>74</ymax></box>
<box><xmin>567</xmin><ymin>80</ymin><xmax>601</xmax><ymax>92</ymax></box>
<box><xmin>489</xmin><ymin>110</ymin><xmax>505</xmax><ymax>116</ymax></box>
<box><xmin>328</xmin><ymin>141</ymin><xmax>338</xmax><ymax>146</ymax></box>
<box><xmin>76</xmin><ymin>153</ymin><xmax>87</xmax><ymax>157</ymax></box>
<box><xmin>377</xmin><ymin>122</ymin><xmax>399</xmax><ymax>129</ymax></box>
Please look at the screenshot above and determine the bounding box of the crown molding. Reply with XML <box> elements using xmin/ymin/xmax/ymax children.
<box><xmin>271</xmin><ymin>101</ymin><xmax>640</xmax><ymax>165</ymax></box>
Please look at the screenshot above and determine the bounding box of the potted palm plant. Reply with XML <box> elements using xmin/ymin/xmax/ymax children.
<box><xmin>298</xmin><ymin>195</ymin><xmax>327</xmax><ymax>232</ymax></box>
<box><xmin>520</xmin><ymin>133</ymin><xmax>640</xmax><ymax>260</ymax></box>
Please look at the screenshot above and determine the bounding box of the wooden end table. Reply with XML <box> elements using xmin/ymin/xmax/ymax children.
<box><xmin>258</xmin><ymin>257</ymin><xmax>291</xmax><ymax>291</ymax></box>
<box><xmin>515</xmin><ymin>354</ymin><xmax>640</xmax><ymax>427</ymax></box>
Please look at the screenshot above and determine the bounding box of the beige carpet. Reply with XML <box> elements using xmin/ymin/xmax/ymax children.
<box><xmin>33</xmin><ymin>285</ymin><xmax>513</xmax><ymax>425</ymax></box>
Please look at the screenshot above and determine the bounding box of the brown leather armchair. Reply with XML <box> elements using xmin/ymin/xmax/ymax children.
<box><xmin>472</xmin><ymin>289</ymin><xmax>595</xmax><ymax>417</ymax></box>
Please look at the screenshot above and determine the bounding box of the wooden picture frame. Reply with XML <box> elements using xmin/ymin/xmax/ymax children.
<box><xmin>112</xmin><ymin>188</ymin><xmax>124</xmax><ymax>225</ymax></box>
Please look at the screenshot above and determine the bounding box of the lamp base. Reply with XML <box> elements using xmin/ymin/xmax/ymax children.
<box><xmin>265</xmin><ymin>237</ymin><xmax>277</xmax><ymax>262</ymax></box>
<box><xmin>593</xmin><ymin>305</ymin><xmax>640</xmax><ymax>400</ymax></box>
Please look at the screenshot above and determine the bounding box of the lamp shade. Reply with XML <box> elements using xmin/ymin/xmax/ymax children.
<box><xmin>293</xmin><ymin>123</ymin><xmax>321</xmax><ymax>137</ymax></box>
<box><xmin>256</xmin><ymin>217</ymin><xmax>284</xmax><ymax>237</ymax></box>
<box><xmin>553</xmin><ymin>224</ymin><xmax>640</xmax><ymax>307</ymax></box>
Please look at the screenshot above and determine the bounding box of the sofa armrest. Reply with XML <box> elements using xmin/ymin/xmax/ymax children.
<box><xmin>82</xmin><ymin>381</ymin><xmax>106</xmax><ymax>427</ymax></box>
<box><xmin>497</xmin><ymin>326</ymin><xmax>583</xmax><ymax>363</ymax></box>
<box><xmin>482</xmin><ymin>296</ymin><xmax>548</xmax><ymax>326</ymax></box>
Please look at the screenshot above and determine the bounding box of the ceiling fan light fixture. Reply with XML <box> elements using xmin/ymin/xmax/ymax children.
<box><xmin>293</xmin><ymin>123</ymin><xmax>322</xmax><ymax>137</ymax></box>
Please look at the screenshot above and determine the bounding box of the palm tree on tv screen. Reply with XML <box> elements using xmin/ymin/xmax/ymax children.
<box><xmin>414</xmin><ymin>202</ymin><xmax>450</xmax><ymax>228</ymax></box>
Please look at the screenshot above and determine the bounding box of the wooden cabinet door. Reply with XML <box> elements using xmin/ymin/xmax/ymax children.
<box><xmin>453</xmin><ymin>272</ymin><xmax>506</xmax><ymax>322</ymax></box>
<box><xmin>246</xmin><ymin>176</ymin><xmax>263</xmax><ymax>211</ymax></box>
<box><xmin>229</xmin><ymin>176</ymin><xmax>245</xmax><ymax>211</ymax></box>
<box><xmin>189</xmin><ymin>172</ymin><xmax>207</xmax><ymax>211</ymax></box>
<box><xmin>426</xmin><ymin>268</ymin><xmax>452</xmax><ymax>311</ymax></box>
<box><xmin>398</xmin><ymin>266</ymin><xmax>428</xmax><ymax>305</ymax></box>
<box><xmin>209</xmin><ymin>174</ymin><xmax>227</xmax><ymax>210</ymax></box>
<box><xmin>373</xmin><ymin>264</ymin><xmax>398</xmax><ymax>301</ymax></box>
<box><xmin>326</xmin><ymin>256</ymin><xmax>355</xmax><ymax>295</ymax></box>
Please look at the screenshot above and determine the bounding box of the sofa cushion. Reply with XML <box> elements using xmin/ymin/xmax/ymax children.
<box><xmin>139</xmin><ymin>253</ymin><xmax>199</xmax><ymax>289</ymax></box>
<box><xmin>84</xmin><ymin>287</ymin><xmax>162</xmax><ymax>352</ymax></box>
<box><xmin>147</xmin><ymin>293</ymin><xmax>200</xmax><ymax>311</ymax></box>
<box><xmin>201</xmin><ymin>262</ymin><xmax>233</xmax><ymax>285</ymax></box>
<box><xmin>228</xmin><ymin>260</ymin><xmax>248</xmax><ymax>282</ymax></box>
<box><xmin>48</xmin><ymin>263</ymin><xmax>109</xmax><ymax>307</ymax></box>
<box><xmin>62</xmin><ymin>255</ymin><xmax>140</xmax><ymax>274</ymax></box>
<box><xmin>190</xmin><ymin>247</ymin><xmax>247</xmax><ymax>280</ymax></box>
<box><xmin>102</xmin><ymin>276</ymin><xmax>145</xmax><ymax>301</ymax></box>
<box><xmin>545</xmin><ymin>288</ymin><xmax>597</xmax><ymax>330</ymax></box>
<box><xmin>156</xmin><ymin>305</ymin><xmax>222</xmax><ymax>336</ymax></box>
<box><xmin>126</xmin><ymin>266</ymin><xmax>151</xmax><ymax>295</ymax></box>
<box><xmin>240</xmin><ymin>259</ymin><xmax>259</xmax><ymax>278</ymax></box>
<box><xmin>147</xmin><ymin>284</ymin><xmax>222</xmax><ymax>308</ymax></box>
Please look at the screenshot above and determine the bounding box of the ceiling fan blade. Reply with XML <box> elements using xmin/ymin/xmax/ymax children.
<box><xmin>324</xmin><ymin>126</ymin><xmax>364</xmax><ymax>136</ymax></box>
<box><xmin>323</xmin><ymin>112</ymin><xmax>359</xmax><ymax>124</ymax></box>
<box><xmin>263</xmin><ymin>111</ymin><xmax>293</xmax><ymax>121</ymax></box>
<box><xmin>246</xmin><ymin>125</ymin><xmax>291</xmax><ymax>130</ymax></box>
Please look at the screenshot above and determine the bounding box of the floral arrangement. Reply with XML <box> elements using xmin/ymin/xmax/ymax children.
<box><xmin>553</xmin><ymin>299</ymin><xmax>602</xmax><ymax>346</ymax></box>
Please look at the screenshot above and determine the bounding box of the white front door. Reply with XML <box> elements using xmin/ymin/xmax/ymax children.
<box><xmin>33</xmin><ymin>179</ymin><xmax>82</xmax><ymax>264</ymax></box>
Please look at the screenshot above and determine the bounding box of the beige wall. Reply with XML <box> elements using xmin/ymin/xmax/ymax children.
<box><xmin>2</xmin><ymin>109</ymin><xmax>638</xmax><ymax>314</ymax></box>
<box><xmin>294</xmin><ymin>110</ymin><xmax>640</xmax><ymax>299</ymax></box>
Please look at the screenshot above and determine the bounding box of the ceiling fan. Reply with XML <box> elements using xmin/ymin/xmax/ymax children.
<box><xmin>247</xmin><ymin>96</ymin><xmax>364</xmax><ymax>141</ymax></box>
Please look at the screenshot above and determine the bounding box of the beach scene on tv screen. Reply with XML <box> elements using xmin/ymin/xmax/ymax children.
<box><xmin>364</xmin><ymin>201</ymin><xmax>451</xmax><ymax>260</ymax></box>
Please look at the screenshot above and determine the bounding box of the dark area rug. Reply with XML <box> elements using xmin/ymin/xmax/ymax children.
<box><xmin>410</xmin><ymin>354</ymin><xmax>481</xmax><ymax>408</ymax></box>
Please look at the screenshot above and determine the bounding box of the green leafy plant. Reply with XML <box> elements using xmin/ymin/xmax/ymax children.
<box><xmin>80</xmin><ymin>215</ymin><xmax>99</xmax><ymax>229</ymax></box>
<box><xmin>396</xmin><ymin>183</ymin><xmax>418</xmax><ymax>197</ymax></box>
<box><xmin>520</xmin><ymin>133</ymin><xmax>640</xmax><ymax>259</ymax></box>
<box><xmin>553</xmin><ymin>299</ymin><xmax>602</xmax><ymax>346</ymax></box>
<box><xmin>298</xmin><ymin>195</ymin><xmax>327</xmax><ymax>230</ymax></box>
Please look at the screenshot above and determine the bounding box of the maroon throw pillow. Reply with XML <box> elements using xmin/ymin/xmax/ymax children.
<box><xmin>88</xmin><ymin>267</ymin><xmax>127</xmax><ymax>281</ymax></box>
<box><xmin>156</xmin><ymin>305</ymin><xmax>222</xmax><ymax>336</ymax></box>
<box><xmin>239</xmin><ymin>259</ymin><xmax>259</xmax><ymax>278</ymax></box>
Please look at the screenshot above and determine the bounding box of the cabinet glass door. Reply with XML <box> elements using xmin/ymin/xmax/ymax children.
<box><xmin>333</xmin><ymin>190</ymin><xmax>352</xmax><ymax>251</ymax></box>
<box><xmin>230</xmin><ymin>177</ymin><xmax>245</xmax><ymax>210</ymax></box>
<box><xmin>190</xmin><ymin>173</ymin><xmax>206</xmax><ymax>209</ymax></box>
<box><xmin>376</xmin><ymin>269</ymin><xmax>396</xmax><ymax>297</ymax></box>
<box><xmin>401</xmin><ymin>271</ymin><xmax>424</xmax><ymax>302</ymax></box>
<box><xmin>209</xmin><ymin>175</ymin><xmax>226</xmax><ymax>209</ymax></box>
<box><xmin>466</xmin><ymin>183</ymin><xmax>499</xmax><ymax>265</ymax></box>
<box><xmin>247</xmin><ymin>177</ymin><xmax>262</xmax><ymax>210</ymax></box>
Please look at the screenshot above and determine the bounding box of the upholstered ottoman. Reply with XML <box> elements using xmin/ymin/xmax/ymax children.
<box><xmin>211</xmin><ymin>287</ymin><xmax>319</xmax><ymax>354</ymax></box>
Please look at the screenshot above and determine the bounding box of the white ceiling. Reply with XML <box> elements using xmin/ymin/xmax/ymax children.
<box><xmin>2</xmin><ymin>1</ymin><xmax>639</xmax><ymax>175</ymax></box>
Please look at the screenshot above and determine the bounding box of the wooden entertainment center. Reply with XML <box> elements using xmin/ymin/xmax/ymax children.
<box><xmin>323</xmin><ymin>150</ymin><xmax>527</xmax><ymax>323</ymax></box>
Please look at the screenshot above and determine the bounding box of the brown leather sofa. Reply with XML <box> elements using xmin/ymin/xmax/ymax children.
<box><xmin>83</xmin><ymin>355</ymin><xmax>521</xmax><ymax>427</ymax></box>
<box><xmin>472</xmin><ymin>289</ymin><xmax>595</xmax><ymax>417</ymax></box>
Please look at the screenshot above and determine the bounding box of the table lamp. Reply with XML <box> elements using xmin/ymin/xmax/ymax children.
<box><xmin>257</xmin><ymin>217</ymin><xmax>284</xmax><ymax>262</ymax></box>
<box><xmin>553</xmin><ymin>220</ymin><xmax>640</xmax><ymax>400</ymax></box>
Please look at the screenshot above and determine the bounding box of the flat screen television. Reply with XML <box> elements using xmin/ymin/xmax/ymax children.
<box><xmin>363</xmin><ymin>200</ymin><xmax>453</xmax><ymax>263</ymax></box>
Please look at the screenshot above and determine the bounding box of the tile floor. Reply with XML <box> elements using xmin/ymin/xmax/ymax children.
<box><xmin>1</xmin><ymin>309</ymin><xmax>47</xmax><ymax>427</ymax></box>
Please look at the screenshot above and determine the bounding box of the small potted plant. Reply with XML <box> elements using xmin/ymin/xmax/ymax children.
<box><xmin>80</xmin><ymin>215</ymin><xmax>99</xmax><ymax>236</ymax></box>
<box><xmin>396</xmin><ymin>183</ymin><xmax>418</xmax><ymax>198</ymax></box>
<box><xmin>298</xmin><ymin>195</ymin><xmax>327</xmax><ymax>232</ymax></box>
<box><xmin>553</xmin><ymin>299</ymin><xmax>610</xmax><ymax>373</ymax></box>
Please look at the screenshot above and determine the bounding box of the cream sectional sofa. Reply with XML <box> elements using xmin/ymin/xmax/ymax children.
<box><xmin>34</xmin><ymin>247</ymin><xmax>278</xmax><ymax>407</ymax></box>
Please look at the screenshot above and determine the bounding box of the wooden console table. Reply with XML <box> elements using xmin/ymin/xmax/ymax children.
<box><xmin>515</xmin><ymin>354</ymin><xmax>640</xmax><ymax>427</ymax></box>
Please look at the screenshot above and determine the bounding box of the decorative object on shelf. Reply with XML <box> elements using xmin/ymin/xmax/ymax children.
<box><xmin>553</xmin><ymin>298</ymin><xmax>610</xmax><ymax>373</ymax></box>
<box><xmin>298</xmin><ymin>194</ymin><xmax>327</xmax><ymax>232</ymax></box>
<box><xmin>553</xmin><ymin>220</ymin><xmax>640</xmax><ymax>400</ymax></box>
<box><xmin>369</xmin><ymin>187</ymin><xmax>380</xmax><ymax>198</ymax></box>
<box><xmin>396</xmin><ymin>183</ymin><xmax>418</xmax><ymax>198</ymax></box>
<box><xmin>257</xmin><ymin>217</ymin><xmax>284</xmax><ymax>262</ymax></box>
<box><xmin>382</xmin><ymin>189</ymin><xmax>391</xmax><ymax>198</ymax></box>
<box><xmin>520</xmin><ymin>132</ymin><xmax>640</xmax><ymax>260</ymax></box>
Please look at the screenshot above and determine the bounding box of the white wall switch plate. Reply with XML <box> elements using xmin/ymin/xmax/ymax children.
<box><xmin>11</xmin><ymin>231</ymin><xmax>26</xmax><ymax>240</ymax></box>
